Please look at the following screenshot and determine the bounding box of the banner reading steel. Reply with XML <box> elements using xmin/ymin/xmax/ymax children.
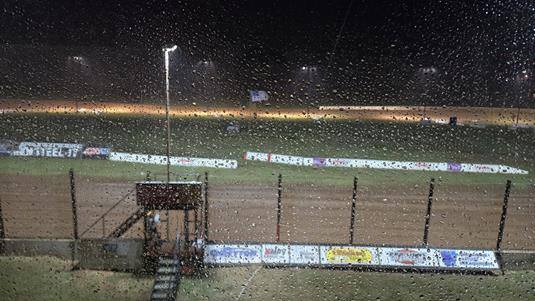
<box><xmin>204</xmin><ymin>243</ymin><xmax>500</xmax><ymax>271</ymax></box>
<box><xmin>12</xmin><ymin>142</ymin><xmax>84</xmax><ymax>158</ymax></box>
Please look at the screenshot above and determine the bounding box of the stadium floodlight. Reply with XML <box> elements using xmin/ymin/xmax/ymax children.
<box><xmin>163</xmin><ymin>45</ymin><xmax>178</xmax><ymax>183</ymax></box>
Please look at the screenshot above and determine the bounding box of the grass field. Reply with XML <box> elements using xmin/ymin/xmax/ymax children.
<box><xmin>1</xmin><ymin>113</ymin><xmax>534</xmax><ymax>187</ymax></box>
<box><xmin>0</xmin><ymin>256</ymin><xmax>152</xmax><ymax>301</ymax></box>
<box><xmin>1</xmin><ymin>256</ymin><xmax>535</xmax><ymax>301</ymax></box>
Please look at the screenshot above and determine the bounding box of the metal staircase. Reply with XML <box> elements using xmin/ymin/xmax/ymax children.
<box><xmin>107</xmin><ymin>207</ymin><xmax>145</xmax><ymax>238</ymax></box>
<box><xmin>150</xmin><ymin>256</ymin><xmax>181</xmax><ymax>301</ymax></box>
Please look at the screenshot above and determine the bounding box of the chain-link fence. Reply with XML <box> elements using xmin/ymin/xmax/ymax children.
<box><xmin>1</xmin><ymin>172</ymin><xmax>534</xmax><ymax>250</ymax></box>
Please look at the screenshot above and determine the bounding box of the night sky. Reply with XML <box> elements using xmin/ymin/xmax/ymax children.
<box><xmin>2</xmin><ymin>1</ymin><xmax>531</xmax><ymax>57</ymax></box>
<box><xmin>1</xmin><ymin>0</ymin><xmax>535</xmax><ymax>106</ymax></box>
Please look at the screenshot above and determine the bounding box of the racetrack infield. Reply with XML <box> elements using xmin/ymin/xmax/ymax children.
<box><xmin>1</xmin><ymin>174</ymin><xmax>534</xmax><ymax>250</ymax></box>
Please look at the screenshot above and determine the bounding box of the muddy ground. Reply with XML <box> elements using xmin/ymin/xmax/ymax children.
<box><xmin>1</xmin><ymin>175</ymin><xmax>534</xmax><ymax>250</ymax></box>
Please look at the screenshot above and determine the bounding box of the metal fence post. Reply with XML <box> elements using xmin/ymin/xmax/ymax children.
<box><xmin>70</xmin><ymin>168</ymin><xmax>79</xmax><ymax>240</ymax></box>
<box><xmin>276</xmin><ymin>174</ymin><xmax>282</xmax><ymax>242</ymax></box>
<box><xmin>349</xmin><ymin>177</ymin><xmax>358</xmax><ymax>244</ymax></box>
<box><xmin>69</xmin><ymin>168</ymin><xmax>79</xmax><ymax>269</ymax></box>
<box><xmin>496</xmin><ymin>180</ymin><xmax>512</xmax><ymax>251</ymax></box>
<box><xmin>423</xmin><ymin>178</ymin><xmax>435</xmax><ymax>247</ymax></box>
<box><xmin>0</xmin><ymin>196</ymin><xmax>5</xmax><ymax>254</ymax></box>
<box><xmin>203</xmin><ymin>172</ymin><xmax>209</xmax><ymax>241</ymax></box>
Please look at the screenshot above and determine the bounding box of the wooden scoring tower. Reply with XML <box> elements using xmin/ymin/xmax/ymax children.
<box><xmin>136</xmin><ymin>180</ymin><xmax>206</xmax><ymax>273</ymax></box>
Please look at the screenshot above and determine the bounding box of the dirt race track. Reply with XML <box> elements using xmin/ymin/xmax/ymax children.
<box><xmin>1</xmin><ymin>174</ymin><xmax>534</xmax><ymax>250</ymax></box>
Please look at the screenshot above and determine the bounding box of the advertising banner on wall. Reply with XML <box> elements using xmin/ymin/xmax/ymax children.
<box><xmin>12</xmin><ymin>142</ymin><xmax>84</xmax><ymax>158</ymax></box>
<box><xmin>204</xmin><ymin>244</ymin><xmax>262</xmax><ymax>264</ymax></box>
<box><xmin>82</xmin><ymin>147</ymin><xmax>111</xmax><ymax>159</ymax></box>
<box><xmin>320</xmin><ymin>246</ymin><xmax>379</xmax><ymax>266</ymax></box>
<box><xmin>243</xmin><ymin>151</ymin><xmax>528</xmax><ymax>174</ymax></box>
<box><xmin>262</xmin><ymin>244</ymin><xmax>290</xmax><ymax>264</ymax></box>
<box><xmin>378</xmin><ymin>248</ymin><xmax>440</xmax><ymax>267</ymax></box>
<box><xmin>109</xmin><ymin>152</ymin><xmax>238</xmax><ymax>169</ymax></box>
<box><xmin>204</xmin><ymin>243</ymin><xmax>499</xmax><ymax>271</ymax></box>
<box><xmin>437</xmin><ymin>249</ymin><xmax>499</xmax><ymax>269</ymax></box>
<box><xmin>289</xmin><ymin>245</ymin><xmax>320</xmax><ymax>265</ymax></box>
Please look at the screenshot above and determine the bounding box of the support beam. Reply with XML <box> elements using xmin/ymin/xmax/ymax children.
<box><xmin>69</xmin><ymin>168</ymin><xmax>79</xmax><ymax>268</ymax></box>
<box><xmin>204</xmin><ymin>172</ymin><xmax>209</xmax><ymax>241</ymax></box>
<box><xmin>276</xmin><ymin>174</ymin><xmax>282</xmax><ymax>242</ymax></box>
<box><xmin>349</xmin><ymin>177</ymin><xmax>358</xmax><ymax>244</ymax></box>
<box><xmin>423</xmin><ymin>178</ymin><xmax>435</xmax><ymax>247</ymax></box>
<box><xmin>69</xmin><ymin>168</ymin><xmax>79</xmax><ymax>240</ymax></box>
<box><xmin>496</xmin><ymin>180</ymin><xmax>512</xmax><ymax>251</ymax></box>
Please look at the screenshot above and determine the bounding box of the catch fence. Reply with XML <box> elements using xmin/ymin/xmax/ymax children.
<box><xmin>0</xmin><ymin>170</ymin><xmax>534</xmax><ymax>251</ymax></box>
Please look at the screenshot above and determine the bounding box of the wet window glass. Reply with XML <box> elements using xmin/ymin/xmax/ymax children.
<box><xmin>1</xmin><ymin>1</ymin><xmax>534</xmax><ymax>300</ymax></box>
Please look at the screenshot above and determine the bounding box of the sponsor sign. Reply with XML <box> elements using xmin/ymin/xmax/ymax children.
<box><xmin>313</xmin><ymin>157</ymin><xmax>326</xmax><ymax>168</ymax></box>
<box><xmin>203</xmin><ymin>244</ymin><xmax>499</xmax><ymax>271</ymax></box>
<box><xmin>447</xmin><ymin>162</ymin><xmax>462</xmax><ymax>172</ymax></box>
<box><xmin>379</xmin><ymin>248</ymin><xmax>440</xmax><ymax>267</ymax></box>
<box><xmin>415</xmin><ymin>162</ymin><xmax>434</xmax><ymax>169</ymax></box>
<box><xmin>438</xmin><ymin>249</ymin><xmax>499</xmax><ymax>269</ymax></box>
<box><xmin>320</xmin><ymin>246</ymin><xmax>378</xmax><ymax>265</ymax></box>
<box><xmin>243</xmin><ymin>151</ymin><xmax>528</xmax><ymax>174</ymax></box>
<box><xmin>13</xmin><ymin>142</ymin><xmax>83</xmax><ymax>158</ymax></box>
<box><xmin>262</xmin><ymin>244</ymin><xmax>290</xmax><ymax>264</ymax></box>
<box><xmin>82</xmin><ymin>147</ymin><xmax>111</xmax><ymax>159</ymax></box>
<box><xmin>204</xmin><ymin>244</ymin><xmax>261</xmax><ymax>264</ymax></box>
<box><xmin>289</xmin><ymin>245</ymin><xmax>320</xmax><ymax>265</ymax></box>
<box><xmin>109</xmin><ymin>152</ymin><xmax>238</xmax><ymax>169</ymax></box>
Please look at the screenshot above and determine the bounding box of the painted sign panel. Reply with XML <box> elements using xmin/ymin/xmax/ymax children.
<box><xmin>379</xmin><ymin>248</ymin><xmax>440</xmax><ymax>267</ymax></box>
<box><xmin>204</xmin><ymin>244</ymin><xmax>262</xmax><ymax>264</ymax></box>
<box><xmin>320</xmin><ymin>246</ymin><xmax>379</xmax><ymax>265</ymax></box>
<box><xmin>262</xmin><ymin>244</ymin><xmax>290</xmax><ymax>264</ymax></box>
<box><xmin>289</xmin><ymin>245</ymin><xmax>320</xmax><ymax>265</ymax></box>
<box><xmin>438</xmin><ymin>249</ymin><xmax>499</xmax><ymax>269</ymax></box>
<box><xmin>13</xmin><ymin>142</ymin><xmax>83</xmax><ymax>158</ymax></box>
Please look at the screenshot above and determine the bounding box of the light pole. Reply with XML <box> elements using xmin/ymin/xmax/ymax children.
<box><xmin>515</xmin><ymin>70</ymin><xmax>529</xmax><ymax>126</ymax></box>
<box><xmin>298</xmin><ymin>66</ymin><xmax>318</xmax><ymax>103</ymax></box>
<box><xmin>417</xmin><ymin>67</ymin><xmax>437</xmax><ymax>120</ymax></box>
<box><xmin>163</xmin><ymin>45</ymin><xmax>177</xmax><ymax>183</ymax></box>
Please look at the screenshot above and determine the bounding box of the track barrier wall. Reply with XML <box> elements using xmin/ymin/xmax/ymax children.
<box><xmin>3</xmin><ymin>140</ymin><xmax>238</xmax><ymax>169</ymax></box>
<box><xmin>203</xmin><ymin>243</ymin><xmax>501</xmax><ymax>272</ymax></box>
<box><xmin>2</xmin><ymin>238</ymin><xmax>534</xmax><ymax>272</ymax></box>
<box><xmin>243</xmin><ymin>151</ymin><xmax>528</xmax><ymax>174</ymax></box>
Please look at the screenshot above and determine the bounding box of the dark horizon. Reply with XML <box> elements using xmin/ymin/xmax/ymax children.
<box><xmin>1</xmin><ymin>0</ymin><xmax>535</xmax><ymax>107</ymax></box>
